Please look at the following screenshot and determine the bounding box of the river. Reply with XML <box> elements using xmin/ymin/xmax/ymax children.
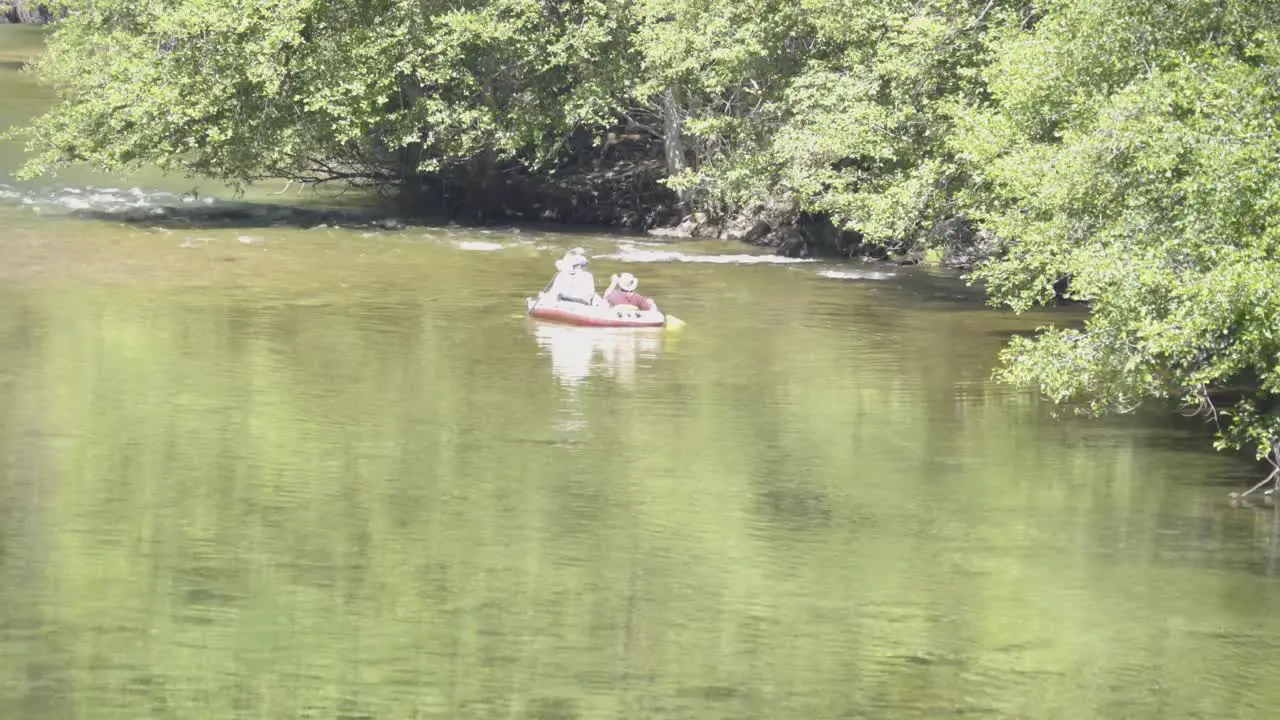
<box><xmin>5</xmin><ymin>24</ymin><xmax>1280</xmax><ymax>720</ymax></box>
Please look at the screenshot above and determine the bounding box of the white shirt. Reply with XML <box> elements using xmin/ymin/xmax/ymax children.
<box><xmin>549</xmin><ymin>268</ymin><xmax>598</xmax><ymax>304</ymax></box>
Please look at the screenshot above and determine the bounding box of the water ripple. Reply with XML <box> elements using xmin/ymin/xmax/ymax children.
<box><xmin>818</xmin><ymin>268</ymin><xmax>896</xmax><ymax>281</ymax></box>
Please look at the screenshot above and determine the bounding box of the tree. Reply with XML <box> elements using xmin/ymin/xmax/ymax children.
<box><xmin>10</xmin><ymin>0</ymin><xmax>635</xmax><ymax>194</ymax></box>
<box><xmin>631</xmin><ymin>0</ymin><xmax>1019</xmax><ymax>253</ymax></box>
<box><xmin>13</xmin><ymin>0</ymin><xmax>1019</xmax><ymax>248</ymax></box>
<box><xmin>628</xmin><ymin>0</ymin><xmax>809</xmax><ymax>207</ymax></box>
<box><xmin>951</xmin><ymin>0</ymin><xmax>1280</xmax><ymax>476</ymax></box>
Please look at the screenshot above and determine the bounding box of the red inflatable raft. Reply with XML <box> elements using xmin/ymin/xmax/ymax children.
<box><xmin>525</xmin><ymin>294</ymin><xmax>668</xmax><ymax>328</ymax></box>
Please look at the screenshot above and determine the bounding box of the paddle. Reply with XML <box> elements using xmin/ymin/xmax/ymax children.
<box><xmin>526</xmin><ymin>279</ymin><xmax>550</xmax><ymax>315</ymax></box>
<box><xmin>526</xmin><ymin>268</ymin><xmax>560</xmax><ymax>316</ymax></box>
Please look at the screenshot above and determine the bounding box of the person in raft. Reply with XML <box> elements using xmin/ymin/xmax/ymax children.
<box><xmin>548</xmin><ymin>248</ymin><xmax>601</xmax><ymax>306</ymax></box>
<box><xmin>604</xmin><ymin>272</ymin><xmax>656</xmax><ymax>311</ymax></box>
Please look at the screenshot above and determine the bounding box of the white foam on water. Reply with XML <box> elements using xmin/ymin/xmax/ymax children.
<box><xmin>0</xmin><ymin>182</ymin><xmax>215</xmax><ymax>215</ymax></box>
<box><xmin>511</xmin><ymin>239</ymin><xmax>559</xmax><ymax>251</ymax></box>
<box><xmin>456</xmin><ymin>240</ymin><xmax>505</xmax><ymax>252</ymax></box>
<box><xmin>56</xmin><ymin>196</ymin><xmax>92</xmax><ymax>210</ymax></box>
<box><xmin>0</xmin><ymin>182</ymin><xmax>201</xmax><ymax>217</ymax></box>
<box><xmin>818</xmin><ymin>269</ymin><xmax>896</xmax><ymax>281</ymax></box>
<box><xmin>600</xmin><ymin>245</ymin><xmax>817</xmax><ymax>265</ymax></box>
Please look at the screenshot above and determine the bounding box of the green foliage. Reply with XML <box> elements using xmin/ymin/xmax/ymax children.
<box><xmin>757</xmin><ymin>0</ymin><xmax>1008</xmax><ymax>246</ymax></box>
<box><xmin>954</xmin><ymin>0</ymin><xmax>1280</xmax><ymax>459</ymax></box>
<box><xmin>10</xmin><ymin>0</ymin><xmax>635</xmax><ymax>188</ymax></box>
<box><xmin>15</xmin><ymin>0</ymin><xmax>1016</xmax><ymax>241</ymax></box>
<box><xmin>636</xmin><ymin>0</ymin><xmax>1016</xmax><ymax>248</ymax></box>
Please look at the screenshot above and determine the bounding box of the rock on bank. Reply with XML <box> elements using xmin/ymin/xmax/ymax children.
<box><xmin>647</xmin><ymin>209</ymin><xmax>1001</xmax><ymax>270</ymax></box>
<box><xmin>1</xmin><ymin>2</ymin><xmax>53</xmax><ymax>24</ymax></box>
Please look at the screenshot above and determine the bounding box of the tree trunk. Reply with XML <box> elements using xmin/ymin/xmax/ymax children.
<box><xmin>661</xmin><ymin>86</ymin><xmax>692</xmax><ymax>204</ymax></box>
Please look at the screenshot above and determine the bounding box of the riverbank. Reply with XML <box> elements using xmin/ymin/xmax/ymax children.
<box><xmin>390</xmin><ymin>137</ymin><xmax>995</xmax><ymax>270</ymax></box>
<box><xmin>0</xmin><ymin>8</ymin><xmax>999</xmax><ymax>271</ymax></box>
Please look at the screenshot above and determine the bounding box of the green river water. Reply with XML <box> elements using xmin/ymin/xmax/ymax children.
<box><xmin>5</xmin><ymin>25</ymin><xmax>1280</xmax><ymax>720</ymax></box>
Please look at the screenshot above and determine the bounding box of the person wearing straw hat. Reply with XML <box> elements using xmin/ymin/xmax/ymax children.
<box><xmin>547</xmin><ymin>247</ymin><xmax>601</xmax><ymax>306</ymax></box>
<box><xmin>604</xmin><ymin>272</ymin><xmax>655</xmax><ymax>311</ymax></box>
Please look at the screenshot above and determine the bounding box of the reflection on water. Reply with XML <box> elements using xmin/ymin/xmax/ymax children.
<box><xmin>4</xmin><ymin>202</ymin><xmax>1280</xmax><ymax>720</ymax></box>
<box><xmin>530</xmin><ymin>321</ymin><xmax>666</xmax><ymax>388</ymax></box>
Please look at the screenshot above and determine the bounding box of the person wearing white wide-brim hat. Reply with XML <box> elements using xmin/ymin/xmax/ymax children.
<box><xmin>604</xmin><ymin>271</ymin><xmax>656</xmax><ymax>311</ymax></box>
<box><xmin>548</xmin><ymin>248</ymin><xmax>601</xmax><ymax>305</ymax></box>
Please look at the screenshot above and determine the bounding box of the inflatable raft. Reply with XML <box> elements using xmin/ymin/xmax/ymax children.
<box><xmin>526</xmin><ymin>294</ymin><xmax>668</xmax><ymax>328</ymax></box>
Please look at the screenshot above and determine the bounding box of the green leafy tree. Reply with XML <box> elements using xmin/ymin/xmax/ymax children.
<box><xmin>10</xmin><ymin>0</ymin><xmax>635</xmax><ymax>191</ymax></box>
<box><xmin>952</xmin><ymin>0</ymin><xmax>1280</xmax><ymax>469</ymax></box>
<box><xmin>628</xmin><ymin>0</ymin><xmax>810</xmax><ymax>203</ymax></box>
<box><xmin>636</xmin><ymin>0</ymin><xmax>1018</xmax><ymax>252</ymax></box>
<box><xmin>14</xmin><ymin>0</ymin><xmax>1019</xmax><ymax>249</ymax></box>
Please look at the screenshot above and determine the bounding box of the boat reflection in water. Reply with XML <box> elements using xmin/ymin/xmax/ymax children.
<box><xmin>529</xmin><ymin>321</ymin><xmax>666</xmax><ymax>388</ymax></box>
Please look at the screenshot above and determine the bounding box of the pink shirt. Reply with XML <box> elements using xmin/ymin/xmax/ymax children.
<box><xmin>605</xmin><ymin>288</ymin><xmax>653</xmax><ymax>310</ymax></box>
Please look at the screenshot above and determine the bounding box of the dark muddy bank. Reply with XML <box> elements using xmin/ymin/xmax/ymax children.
<box><xmin>394</xmin><ymin>130</ymin><xmax>999</xmax><ymax>270</ymax></box>
<box><xmin>1</xmin><ymin>2</ymin><xmax>53</xmax><ymax>24</ymax></box>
